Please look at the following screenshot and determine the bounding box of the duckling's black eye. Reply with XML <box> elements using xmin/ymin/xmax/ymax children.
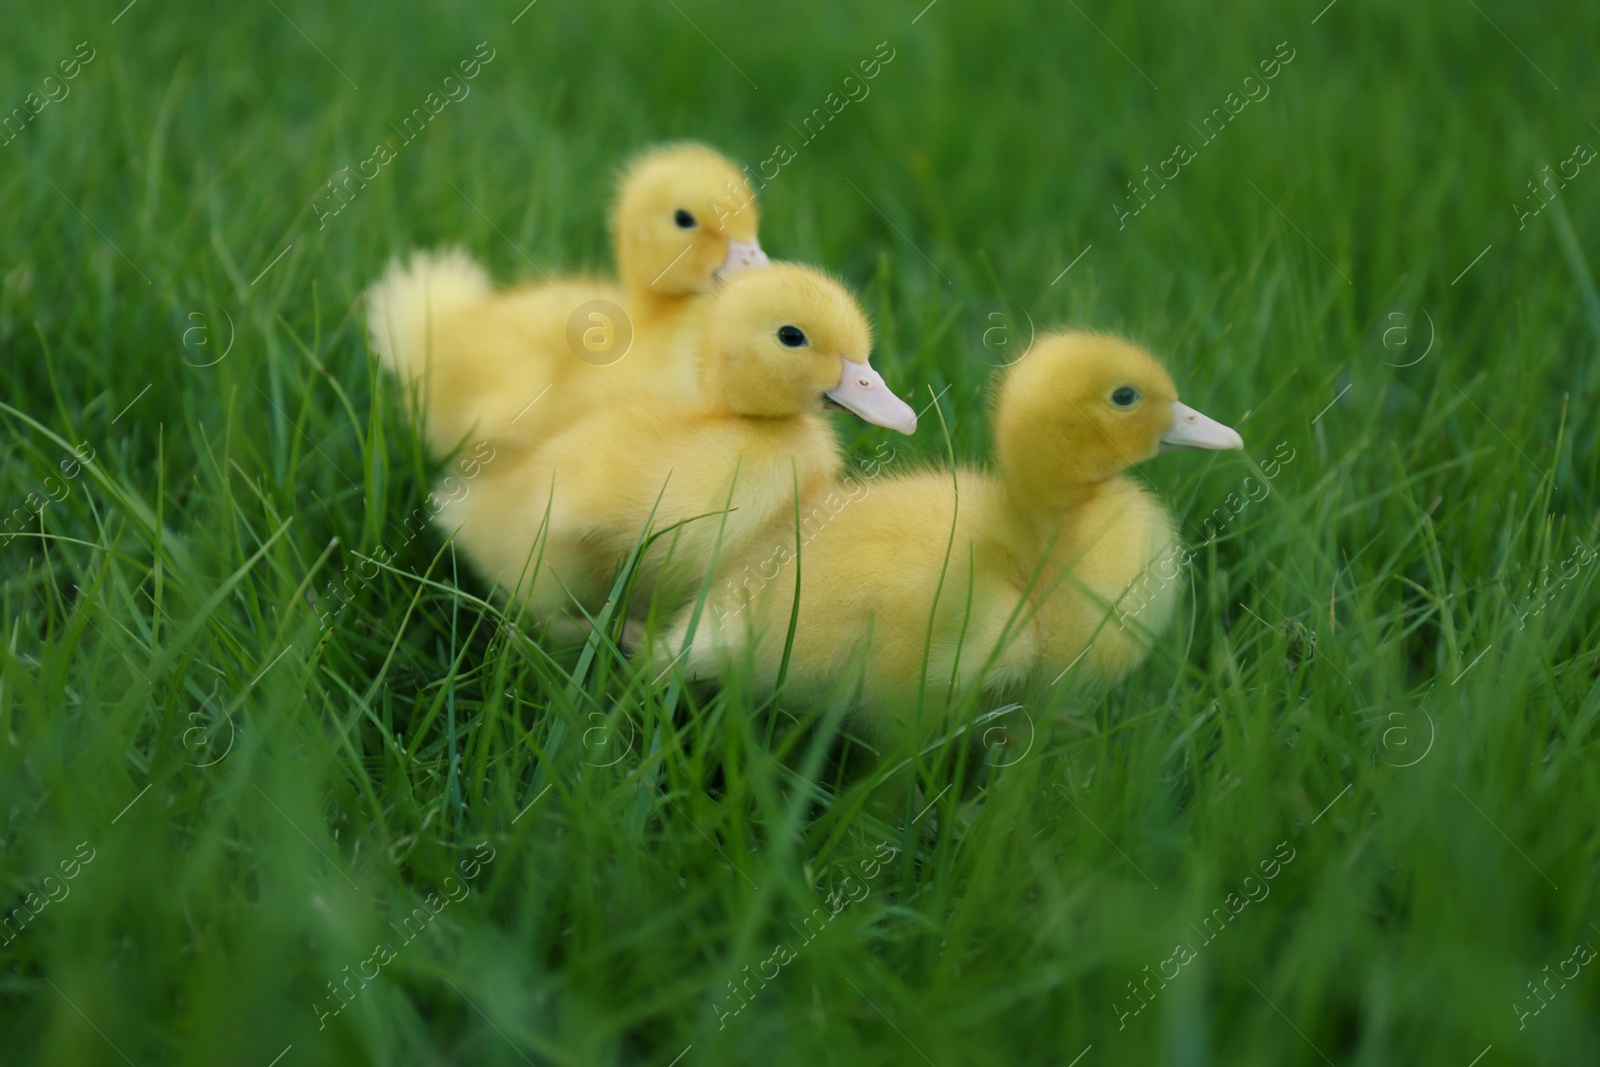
<box><xmin>673</xmin><ymin>209</ymin><xmax>697</xmax><ymax>229</ymax></box>
<box><xmin>776</xmin><ymin>325</ymin><xmax>808</xmax><ymax>348</ymax></box>
<box><xmin>1111</xmin><ymin>386</ymin><xmax>1140</xmax><ymax>407</ymax></box>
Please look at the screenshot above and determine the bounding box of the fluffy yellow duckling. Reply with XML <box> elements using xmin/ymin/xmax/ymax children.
<box><xmin>660</xmin><ymin>332</ymin><xmax>1243</xmax><ymax>736</ymax></box>
<box><xmin>366</xmin><ymin>142</ymin><xmax>768</xmax><ymax>459</ymax></box>
<box><xmin>434</xmin><ymin>263</ymin><xmax>917</xmax><ymax>642</ymax></box>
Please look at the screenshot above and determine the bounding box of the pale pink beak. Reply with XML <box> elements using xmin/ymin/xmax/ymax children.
<box><xmin>825</xmin><ymin>359</ymin><xmax>918</xmax><ymax>435</ymax></box>
<box><xmin>1160</xmin><ymin>401</ymin><xmax>1243</xmax><ymax>450</ymax></box>
<box><xmin>715</xmin><ymin>238</ymin><xmax>769</xmax><ymax>280</ymax></box>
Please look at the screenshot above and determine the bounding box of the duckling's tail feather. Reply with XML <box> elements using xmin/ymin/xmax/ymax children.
<box><xmin>366</xmin><ymin>249</ymin><xmax>491</xmax><ymax>382</ymax></box>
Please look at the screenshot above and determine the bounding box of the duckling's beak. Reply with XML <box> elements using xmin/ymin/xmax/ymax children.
<box><xmin>825</xmin><ymin>360</ymin><xmax>918</xmax><ymax>435</ymax></box>
<box><xmin>715</xmin><ymin>238</ymin><xmax>769</xmax><ymax>280</ymax></box>
<box><xmin>1160</xmin><ymin>401</ymin><xmax>1244</xmax><ymax>450</ymax></box>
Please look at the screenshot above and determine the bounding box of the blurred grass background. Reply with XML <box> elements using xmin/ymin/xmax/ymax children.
<box><xmin>2</xmin><ymin>0</ymin><xmax>1599</xmax><ymax>1063</ymax></box>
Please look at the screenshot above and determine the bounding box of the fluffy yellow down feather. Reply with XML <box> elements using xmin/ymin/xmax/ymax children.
<box><xmin>659</xmin><ymin>331</ymin><xmax>1243</xmax><ymax>739</ymax></box>
<box><xmin>366</xmin><ymin>142</ymin><xmax>768</xmax><ymax>459</ymax></box>
<box><xmin>435</xmin><ymin>263</ymin><xmax>917</xmax><ymax>643</ymax></box>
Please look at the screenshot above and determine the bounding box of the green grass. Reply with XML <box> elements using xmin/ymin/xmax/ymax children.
<box><xmin>3</xmin><ymin>0</ymin><xmax>1599</xmax><ymax>1063</ymax></box>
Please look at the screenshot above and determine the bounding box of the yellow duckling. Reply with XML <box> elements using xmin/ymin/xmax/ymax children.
<box><xmin>660</xmin><ymin>332</ymin><xmax>1243</xmax><ymax>737</ymax></box>
<box><xmin>366</xmin><ymin>142</ymin><xmax>768</xmax><ymax>459</ymax></box>
<box><xmin>434</xmin><ymin>263</ymin><xmax>917</xmax><ymax>642</ymax></box>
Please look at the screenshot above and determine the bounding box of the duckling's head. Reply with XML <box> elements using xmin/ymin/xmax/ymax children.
<box><xmin>613</xmin><ymin>142</ymin><xmax>768</xmax><ymax>298</ymax></box>
<box><xmin>996</xmin><ymin>332</ymin><xmax>1242</xmax><ymax>501</ymax></box>
<box><xmin>700</xmin><ymin>263</ymin><xmax>917</xmax><ymax>434</ymax></box>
